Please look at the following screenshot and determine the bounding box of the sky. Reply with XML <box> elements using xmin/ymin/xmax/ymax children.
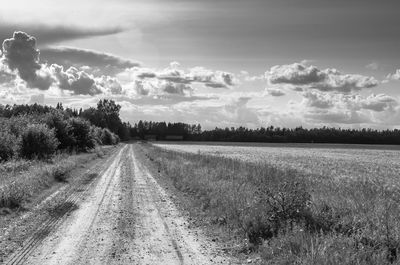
<box><xmin>1</xmin><ymin>0</ymin><xmax>400</xmax><ymax>129</ymax></box>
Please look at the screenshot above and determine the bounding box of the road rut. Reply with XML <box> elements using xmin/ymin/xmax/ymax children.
<box><xmin>4</xmin><ymin>144</ymin><xmax>233</xmax><ymax>265</ymax></box>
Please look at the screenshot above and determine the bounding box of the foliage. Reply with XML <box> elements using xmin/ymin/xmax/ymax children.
<box><xmin>42</xmin><ymin>111</ymin><xmax>76</xmax><ymax>150</ymax></box>
<box><xmin>0</xmin><ymin>131</ymin><xmax>18</xmax><ymax>162</ymax></box>
<box><xmin>129</xmin><ymin>120</ymin><xmax>400</xmax><ymax>145</ymax></box>
<box><xmin>67</xmin><ymin>117</ymin><xmax>95</xmax><ymax>151</ymax></box>
<box><xmin>0</xmin><ymin>101</ymin><xmax>120</xmax><ymax>162</ymax></box>
<box><xmin>19</xmin><ymin>124</ymin><xmax>59</xmax><ymax>159</ymax></box>
<box><xmin>101</xmin><ymin>128</ymin><xmax>119</xmax><ymax>145</ymax></box>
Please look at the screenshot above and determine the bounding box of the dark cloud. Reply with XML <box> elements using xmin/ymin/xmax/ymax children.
<box><xmin>0</xmin><ymin>23</ymin><xmax>123</xmax><ymax>46</ymax></box>
<box><xmin>133</xmin><ymin>65</ymin><xmax>236</xmax><ymax>89</ymax></box>
<box><xmin>40</xmin><ymin>47</ymin><xmax>140</xmax><ymax>76</ymax></box>
<box><xmin>162</xmin><ymin>82</ymin><xmax>192</xmax><ymax>95</ymax></box>
<box><xmin>1</xmin><ymin>31</ymin><xmax>53</xmax><ymax>90</ymax></box>
<box><xmin>266</xmin><ymin>88</ymin><xmax>285</xmax><ymax>97</ymax></box>
<box><xmin>267</xmin><ymin>62</ymin><xmax>378</xmax><ymax>92</ymax></box>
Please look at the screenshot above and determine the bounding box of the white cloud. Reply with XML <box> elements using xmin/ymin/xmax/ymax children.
<box><xmin>266</xmin><ymin>62</ymin><xmax>378</xmax><ymax>92</ymax></box>
<box><xmin>386</xmin><ymin>69</ymin><xmax>400</xmax><ymax>81</ymax></box>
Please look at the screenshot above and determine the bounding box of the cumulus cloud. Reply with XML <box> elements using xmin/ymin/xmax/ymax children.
<box><xmin>1</xmin><ymin>31</ymin><xmax>54</xmax><ymax>90</ymax></box>
<box><xmin>131</xmin><ymin>79</ymin><xmax>193</xmax><ymax>97</ymax></box>
<box><xmin>0</xmin><ymin>23</ymin><xmax>123</xmax><ymax>45</ymax></box>
<box><xmin>266</xmin><ymin>62</ymin><xmax>378</xmax><ymax>92</ymax></box>
<box><xmin>302</xmin><ymin>91</ymin><xmax>334</xmax><ymax>109</ymax></box>
<box><xmin>302</xmin><ymin>90</ymin><xmax>398</xmax><ymax>113</ymax></box>
<box><xmin>188</xmin><ymin>67</ymin><xmax>235</xmax><ymax>88</ymax></box>
<box><xmin>386</xmin><ymin>69</ymin><xmax>400</xmax><ymax>81</ymax></box>
<box><xmin>266</xmin><ymin>87</ymin><xmax>285</xmax><ymax>97</ymax></box>
<box><xmin>50</xmin><ymin>64</ymin><xmax>101</xmax><ymax>95</ymax></box>
<box><xmin>0</xmin><ymin>31</ymin><xmax>131</xmax><ymax>96</ymax></box>
<box><xmin>361</xmin><ymin>94</ymin><xmax>398</xmax><ymax>112</ymax></box>
<box><xmin>40</xmin><ymin>47</ymin><xmax>140</xmax><ymax>76</ymax></box>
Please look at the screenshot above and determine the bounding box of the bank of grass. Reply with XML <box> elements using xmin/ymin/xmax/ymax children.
<box><xmin>0</xmin><ymin>146</ymin><xmax>107</xmax><ymax>210</ymax></box>
<box><xmin>141</xmin><ymin>143</ymin><xmax>400</xmax><ymax>264</ymax></box>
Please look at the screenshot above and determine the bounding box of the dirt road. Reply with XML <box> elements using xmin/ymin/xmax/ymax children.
<box><xmin>4</xmin><ymin>144</ymin><xmax>233</xmax><ymax>265</ymax></box>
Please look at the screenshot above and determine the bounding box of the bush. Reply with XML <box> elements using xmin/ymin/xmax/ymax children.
<box><xmin>90</xmin><ymin>126</ymin><xmax>103</xmax><ymax>145</ymax></box>
<box><xmin>19</xmin><ymin>124</ymin><xmax>59</xmax><ymax>159</ymax></box>
<box><xmin>43</xmin><ymin>111</ymin><xmax>76</xmax><ymax>150</ymax></box>
<box><xmin>0</xmin><ymin>131</ymin><xmax>18</xmax><ymax>161</ymax></box>
<box><xmin>68</xmin><ymin>117</ymin><xmax>95</xmax><ymax>151</ymax></box>
<box><xmin>101</xmin><ymin>128</ymin><xmax>117</xmax><ymax>145</ymax></box>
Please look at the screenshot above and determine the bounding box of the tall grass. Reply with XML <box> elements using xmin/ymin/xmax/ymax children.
<box><xmin>0</xmin><ymin>148</ymin><xmax>106</xmax><ymax>209</ymax></box>
<box><xmin>142</xmin><ymin>143</ymin><xmax>400</xmax><ymax>264</ymax></box>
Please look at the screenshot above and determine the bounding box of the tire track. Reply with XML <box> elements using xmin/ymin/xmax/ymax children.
<box><xmin>4</xmin><ymin>146</ymin><xmax>125</xmax><ymax>265</ymax></box>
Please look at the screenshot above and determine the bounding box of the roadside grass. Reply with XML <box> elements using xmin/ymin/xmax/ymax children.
<box><xmin>0</xmin><ymin>146</ymin><xmax>108</xmax><ymax>210</ymax></box>
<box><xmin>141</xmin><ymin>143</ymin><xmax>400</xmax><ymax>264</ymax></box>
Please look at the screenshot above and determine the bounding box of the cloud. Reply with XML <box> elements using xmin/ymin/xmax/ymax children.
<box><xmin>361</xmin><ymin>94</ymin><xmax>398</xmax><ymax>112</ymax></box>
<box><xmin>1</xmin><ymin>31</ymin><xmax>53</xmax><ymax>90</ymax></box>
<box><xmin>266</xmin><ymin>62</ymin><xmax>378</xmax><ymax>92</ymax></box>
<box><xmin>266</xmin><ymin>87</ymin><xmax>285</xmax><ymax>97</ymax></box>
<box><xmin>95</xmin><ymin>76</ymin><xmax>123</xmax><ymax>95</ymax></box>
<box><xmin>118</xmin><ymin>96</ymin><xmax>261</xmax><ymax>129</ymax></box>
<box><xmin>40</xmin><ymin>46</ymin><xmax>140</xmax><ymax>76</ymax></box>
<box><xmin>365</xmin><ymin>62</ymin><xmax>379</xmax><ymax>70</ymax></box>
<box><xmin>50</xmin><ymin>64</ymin><xmax>101</xmax><ymax>95</ymax></box>
<box><xmin>386</xmin><ymin>69</ymin><xmax>400</xmax><ymax>81</ymax></box>
<box><xmin>188</xmin><ymin>67</ymin><xmax>236</xmax><ymax>88</ymax></box>
<box><xmin>29</xmin><ymin>94</ymin><xmax>45</xmax><ymax>104</ymax></box>
<box><xmin>302</xmin><ymin>91</ymin><xmax>334</xmax><ymax>109</ymax></box>
<box><xmin>125</xmin><ymin>64</ymin><xmax>237</xmax><ymax>89</ymax></box>
<box><xmin>302</xmin><ymin>90</ymin><xmax>398</xmax><ymax>113</ymax></box>
<box><xmin>131</xmin><ymin>79</ymin><xmax>193</xmax><ymax>96</ymax></box>
<box><xmin>305</xmin><ymin>109</ymin><xmax>371</xmax><ymax>125</ymax></box>
<box><xmin>0</xmin><ymin>23</ymin><xmax>123</xmax><ymax>45</ymax></box>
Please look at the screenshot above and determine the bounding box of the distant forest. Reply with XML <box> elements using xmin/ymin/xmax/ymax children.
<box><xmin>1</xmin><ymin>101</ymin><xmax>399</xmax><ymax>145</ymax></box>
<box><xmin>130</xmin><ymin>121</ymin><xmax>400</xmax><ymax>145</ymax></box>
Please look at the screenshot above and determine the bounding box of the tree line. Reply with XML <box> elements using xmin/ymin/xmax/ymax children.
<box><xmin>0</xmin><ymin>100</ymin><xmax>122</xmax><ymax>161</ymax></box>
<box><xmin>129</xmin><ymin>122</ymin><xmax>400</xmax><ymax>145</ymax></box>
<box><xmin>1</xmin><ymin>100</ymin><xmax>399</xmax><ymax>147</ymax></box>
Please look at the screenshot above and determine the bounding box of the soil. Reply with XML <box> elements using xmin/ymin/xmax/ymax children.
<box><xmin>1</xmin><ymin>144</ymin><xmax>237</xmax><ymax>265</ymax></box>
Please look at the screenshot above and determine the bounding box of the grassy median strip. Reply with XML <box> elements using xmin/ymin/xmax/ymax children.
<box><xmin>142</xmin><ymin>143</ymin><xmax>400</xmax><ymax>264</ymax></box>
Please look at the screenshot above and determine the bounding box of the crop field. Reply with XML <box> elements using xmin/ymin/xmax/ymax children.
<box><xmin>154</xmin><ymin>142</ymin><xmax>400</xmax><ymax>185</ymax></box>
<box><xmin>148</xmin><ymin>142</ymin><xmax>400</xmax><ymax>263</ymax></box>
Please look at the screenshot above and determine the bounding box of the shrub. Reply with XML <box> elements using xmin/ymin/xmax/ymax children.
<box><xmin>43</xmin><ymin>112</ymin><xmax>76</xmax><ymax>150</ymax></box>
<box><xmin>68</xmin><ymin>117</ymin><xmax>95</xmax><ymax>151</ymax></box>
<box><xmin>101</xmin><ymin>128</ymin><xmax>117</xmax><ymax>145</ymax></box>
<box><xmin>0</xmin><ymin>131</ymin><xmax>18</xmax><ymax>161</ymax></box>
<box><xmin>19</xmin><ymin>124</ymin><xmax>59</xmax><ymax>159</ymax></box>
<box><xmin>90</xmin><ymin>126</ymin><xmax>103</xmax><ymax>145</ymax></box>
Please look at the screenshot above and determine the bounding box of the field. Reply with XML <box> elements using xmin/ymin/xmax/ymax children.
<box><xmin>155</xmin><ymin>142</ymin><xmax>400</xmax><ymax>185</ymax></box>
<box><xmin>148</xmin><ymin>142</ymin><xmax>400</xmax><ymax>264</ymax></box>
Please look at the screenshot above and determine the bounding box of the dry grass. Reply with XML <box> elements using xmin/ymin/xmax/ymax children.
<box><xmin>0</xmin><ymin>147</ymin><xmax>106</xmax><ymax>210</ymax></box>
<box><xmin>144</xmin><ymin>143</ymin><xmax>400</xmax><ymax>264</ymax></box>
